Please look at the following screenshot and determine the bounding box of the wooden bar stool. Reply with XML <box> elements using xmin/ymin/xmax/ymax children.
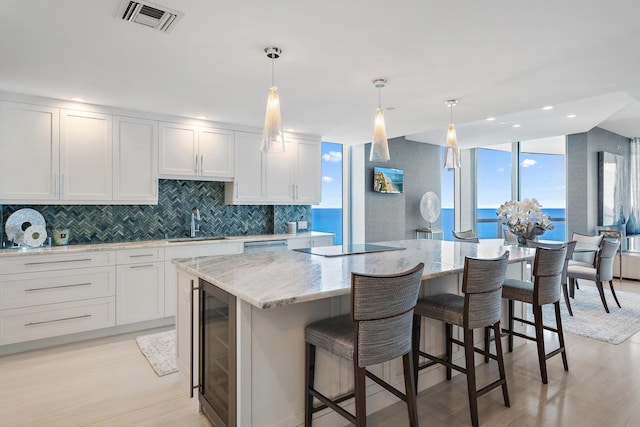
<box><xmin>412</xmin><ymin>252</ymin><xmax>510</xmax><ymax>427</ymax></box>
<box><xmin>501</xmin><ymin>245</ymin><xmax>567</xmax><ymax>384</ymax></box>
<box><xmin>304</xmin><ymin>263</ymin><xmax>424</xmax><ymax>427</ymax></box>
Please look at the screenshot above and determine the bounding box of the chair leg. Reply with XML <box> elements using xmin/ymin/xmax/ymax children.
<box><xmin>412</xmin><ymin>315</ymin><xmax>421</xmax><ymax>393</ymax></box>
<box><xmin>464</xmin><ymin>328</ymin><xmax>479</xmax><ymax>427</ymax></box>
<box><xmin>493</xmin><ymin>322</ymin><xmax>510</xmax><ymax>407</ymax></box>
<box><xmin>596</xmin><ymin>281</ymin><xmax>610</xmax><ymax>313</ymax></box>
<box><xmin>483</xmin><ymin>326</ymin><xmax>490</xmax><ymax>363</ymax></box>
<box><xmin>354</xmin><ymin>365</ymin><xmax>367</xmax><ymax>427</ymax></box>
<box><xmin>609</xmin><ymin>280</ymin><xmax>622</xmax><ymax>308</ymax></box>
<box><xmin>574</xmin><ymin>278</ymin><xmax>580</xmax><ymax>290</ymax></box>
<box><xmin>554</xmin><ymin>301</ymin><xmax>569</xmax><ymax>372</ymax></box>
<box><xmin>562</xmin><ymin>281</ymin><xmax>574</xmax><ymax>316</ymax></box>
<box><xmin>533</xmin><ymin>304</ymin><xmax>548</xmax><ymax>384</ymax></box>
<box><xmin>446</xmin><ymin>323</ymin><xmax>453</xmax><ymax>380</ymax></box>
<box><xmin>507</xmin><ymin>299</ymin><xmax>514</xmax><ymax>352</ymax></box>
<box><xmin>402</xmin><ymin>353</ymin><xmax>419</xmax><ymax>427</ymax></box>
<box><xmin>304</xmin><ymin>342</ymin><xmax>316</xmax><ymax>427</ymax></box>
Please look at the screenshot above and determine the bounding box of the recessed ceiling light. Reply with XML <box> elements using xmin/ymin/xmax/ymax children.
<box><xmin>499</xmin><ymin>121</ymin><xmax>507</xmax><ymax>125</ymax></box>
<box><xmin>512</xmin><ymin>124</ymin><xmax>521</xmax><ymax>128</ymax></box>
<box><xmin>486</xmin><ymin>117</ymin><xmax>496</xmax><ymax>121</ymax></box>
<box><xmin>284</xmin><ymin>128</ymin><xmax>296</xmax><ymax>132</ymax></box>
<box><xmin>567</xmin><ymin>114</ymin><xmax>577</xmax><ymax>118</ymax></box>
<box><xmin>542</xmin><ymin>105</ymin><xmax>554</xmax><ymax>110</ymax></box>
<box><xmin>196</xmin><ymin>115</ymin><xmax>207</xmax><ymax>120</ymax></box>
<box><xmin>71</xmin><ymin>97</ymin><xmax>86</xmax><ymax>102</ymax></box>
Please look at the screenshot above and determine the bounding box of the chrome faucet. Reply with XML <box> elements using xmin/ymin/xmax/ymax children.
<box><xmin>190</xmin><ymin>207</ymin><xmax>201</xmax><ymax>238</ymax></box>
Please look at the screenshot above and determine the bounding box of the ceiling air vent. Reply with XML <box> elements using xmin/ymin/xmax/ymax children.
<box><xmin>117</xmin><ymin>0</ymin><xmax>184</xmax><ymax>33</ymax></box>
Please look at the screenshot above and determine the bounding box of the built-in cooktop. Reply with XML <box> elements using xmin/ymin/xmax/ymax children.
<box><xmin>294</xmin><ymin>243</ymin><xmax>405</xmax><ymax>257</ymax></box>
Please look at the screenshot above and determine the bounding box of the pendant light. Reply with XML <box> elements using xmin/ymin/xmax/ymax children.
<box><xmin>261</xmin><ymin>46</ymin><xmax>285</xmax><ymax>153</ymax></box>
<box><xmin>443</xmin><ymin>99</ymin><xmax>461</xmax><ymax>169</ymax></box>
<box><xmin>369</xmin><ymin>78</ymin><xmax>390</xmax><ymax>162</ymax></box>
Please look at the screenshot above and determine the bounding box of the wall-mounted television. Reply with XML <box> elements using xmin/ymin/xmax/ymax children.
<box><xmin>373</xmin><ymin>167</ymin><xmax>404</xmax><ymax>193</ymax></box>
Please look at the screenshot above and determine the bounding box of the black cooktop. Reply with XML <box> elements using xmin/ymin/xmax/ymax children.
<box><xmin>294</xmin><ymin>244</ymin><xmax>405</xmax><ymax>257</ymax></box>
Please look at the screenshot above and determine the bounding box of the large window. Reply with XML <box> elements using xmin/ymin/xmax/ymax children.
<box><xmin>476</xmin><ymin>144</ymin><xmax>512</xmax><ymax>238</ymax></box>
<box><xmin>312</xmin><ymin>142</ymin><xmax>343</xmax><ymax>244</ymax></box>
<box><xmin>441</xmin><ymin>147</ymin><xmax>455</xmax><ymax>240</ymax></box>
<box><xmin>519</xmin><ymin>137</ymin><xmax>566</xmax><ymax>240</ymax></box>
<box><xmin>475</xmin><ymin>137</ymin><xmax>566</xmax><ymax>241</ymax></box>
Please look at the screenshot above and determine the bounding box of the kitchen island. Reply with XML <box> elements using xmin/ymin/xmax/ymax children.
<box><xmin>174</xmin><ymin>239</ymin><xmax>533</xmax><ymax>427</ymax></box>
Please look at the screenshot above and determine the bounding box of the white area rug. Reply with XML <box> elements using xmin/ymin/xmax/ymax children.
<box><xmin>135</xmin><ymin>330</ymin><xmax>177</xmax><ymax>376</ymax></box>
<box><xmin>531</xmin><ymin>285</ymin><xmax>640</xmax><ymax>345</ymax></box>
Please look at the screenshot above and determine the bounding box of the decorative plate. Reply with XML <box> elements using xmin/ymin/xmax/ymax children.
<box><xmin>5</xmin><ymin>208</ymin><xmax>46</xmax><ymax>245</ymax></box>
<box><xmin>420</xmin><ymin>192</ymin><xmax>441</xmax><ymax>223</ymax></box>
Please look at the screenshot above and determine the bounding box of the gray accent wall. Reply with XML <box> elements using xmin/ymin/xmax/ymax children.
<box><xmin>364</xmin><ymin>137</ymin><xmax>442</xmax><ymax>243</ymax></box>
<box><xmin>567</xmin><ymin>127</ymin><xmax>630</xmax><ymax>237</ymax></box>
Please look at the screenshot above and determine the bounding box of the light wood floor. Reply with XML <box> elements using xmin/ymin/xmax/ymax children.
<box><xmin>2</xmin><ymin>280</ymin><xmax>640</xmax><ymax>427</ymax></box>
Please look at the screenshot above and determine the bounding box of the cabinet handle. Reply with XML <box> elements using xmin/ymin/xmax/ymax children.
<box><xmin>61</xmin><ymin>174</ymin><xmax>65</xmax><ymax>197</ymax></box>
<box><xmin>25</xmin><ymin>282</ymin><xmax>92</xmax><ymax>292</ymax></box>
<box><xmin>129</xmin><ymin>254</ymin><xmax>155</xmax><ymax>258</ymax></box>
<box><xmin>190</xmin><ymin>279</ymin><xmax>201</xmax><ymax>398</ymax></box>
<box><xmin>24</xmin><ymin>258</ymin><xmax>92</xmax><ymax>266</ymax></box>
<box><xmin>53</xmin><ymin>174</ymin><xmax>58</xmax><ymax>196</ymax></box>
<box><xmin>195</xmin><ymin>155</ymin><xmax>199</xmax><ymax>174</ymax></box>
<box><xmin>129</xmin><ymin>264</ymin><xmax>155</xmax><ymax>269</ymax></box>
<box><xmin>200</xmin><ymin>154</ymin><xmax>204</xmax><ymax>175</ymax></box>
<box><xmin>235</xmin><ymin>182</ymin><xmax>239</xmax><ymax>198</ymax></box>
<box><xmin>25</xmin><ymin>314</ymin><xmax>92</xmax><ymax>327</ymax></box>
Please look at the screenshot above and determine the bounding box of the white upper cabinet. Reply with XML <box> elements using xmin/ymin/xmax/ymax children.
<box><xmin>159</xmin><ymin>121</ymin><xmax>234</xmax><ymax>181</ymax></box>
<box><xmin>225</xmin><ymin>131</ymin><xmax>264</xmax><ymax>204</ymax></box>
<box><xmin>113</xmin><ymin>116</ymin><xmax>159</xmax><ymax>203</ymax></box>
<box><xmin>226</xmin><ymin>133</ymin><xmax>321</xmax><ymax>205</ymax></box>
<box><xmin>292</xmin><ymin>138</ymin><xmax>321</xmax><ymax>204</ymax></box>
<box><xmin>0</xmin><ymin>102</ymin><xmax>60</xmax><ymax>201</ymax></box>
<box><xmin>59</xmin><ymin>109</ymin><xmax>113</xmax><ymax>201</ymax></box>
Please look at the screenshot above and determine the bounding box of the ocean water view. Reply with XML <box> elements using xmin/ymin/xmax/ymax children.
<box><xmin>311</xmin><ymin>208</ymin><xmax>343</xmax><ymax>245</ymax></box>
<box><xmin>312</xmin><ymin>208</ymin><xmax>566</xmax><ymax>245</ymax></box>
<box><xmin>441</xmin><ymin>208</ymin><xmax>566</xmax><ymax>241</ymax></box>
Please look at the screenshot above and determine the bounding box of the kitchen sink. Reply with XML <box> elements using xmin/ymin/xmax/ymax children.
<box><xmin>166</xmin><ymin>236</ymin><xmax>227</xmax><ymax>243</ymax></box>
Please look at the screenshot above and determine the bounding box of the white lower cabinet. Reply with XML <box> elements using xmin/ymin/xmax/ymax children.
<box><xmin>0</xmin><ymin>251</ymin><xmax>116</xmax><ymax>346</ymax></box>
<box><xmin>116</xmin><ymin>262</ymin><xmax>165</xmax><ymax>325</ymax></box>
<box><xmin>164</xmin><ymin>240</ymin><xmax>243</xmax><ymax>317</ymax></box>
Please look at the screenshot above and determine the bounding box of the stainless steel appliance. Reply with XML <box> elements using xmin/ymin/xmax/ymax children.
<box><xmin>199</xmin><ymin>278</ymin><xmax>236</xmax><ymax>427</ymax></box>
<box><xmin>243</xmin><ymin>239</ymin><xmax>288</xmax><ymax>253</ymax></box>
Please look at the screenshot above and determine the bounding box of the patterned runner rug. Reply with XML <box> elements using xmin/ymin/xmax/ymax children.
<box><xmin>530</xmin><ymin>285</ymin><xmax>640</xmax><ymax>344</ymax></box>
<box><xmin>135</xmin><ymin>329</ymin><xmax>177</xmax><ymax>376</ymax></box>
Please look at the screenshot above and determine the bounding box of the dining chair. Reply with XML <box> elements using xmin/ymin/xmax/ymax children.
<box><xmin>305</xmin><ymin>263</ymin><xmax>425</xmax><ymax>427</ymax></box>
<box><xmin>501</xmin><ymin>245</ymin><xmax>568</xmax><ymax>384</ymax></box>
<box><xmin>569</xmin><ymin>232</ymin><xmax>604</xmax><ymax>268</ymax></box>
<box><xmin>453</xmin><ymin>230</ymin><xmax>479</xmax><ymax>243</ymax></box>
<box><xmin>567</xmin><ymin>239</ymin><xmax>620</xmax><ymax>313</ymax></box>
<box><xmin>527</xmin><ymin>240</ymin><xmax>577</xmax><ymax>316</ymax></box>
<box><xmin>412</xmin><ymin>252</ymin><xmax>510</xmax><ymax>427</ymax></box>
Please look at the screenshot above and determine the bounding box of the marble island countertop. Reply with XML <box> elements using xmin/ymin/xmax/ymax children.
<box><xmin>173</xmin><ymin>239</ymin><xmax>534</xmax><ymax>310</ymax></box>
<box><xmin>0</xmin><ymin>231</ymin><xmax>333</xmax><ymax>257</ymax></box>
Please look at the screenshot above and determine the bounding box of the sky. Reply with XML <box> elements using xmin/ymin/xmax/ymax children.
<box><xmin>442</xmin><ymin>146</ymin><xmax>566</xmax><ymax>210</ymax></box>
<box><xmin>317</xmin><ymin>142</ymin><xmax>343</xmax><ymax>209</ymax></box>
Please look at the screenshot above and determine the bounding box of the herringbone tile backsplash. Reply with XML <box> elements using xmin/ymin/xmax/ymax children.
<box><xmin>1</xmin><ymin>180</ymin><xmax>311</xmax><ymax>245</ymax></box>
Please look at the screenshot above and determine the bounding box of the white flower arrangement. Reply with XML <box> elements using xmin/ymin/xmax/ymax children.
<box><xmin>496</xmin><ymin>198</ymin><xmax>554</xmax><ymax>242</ymax></box>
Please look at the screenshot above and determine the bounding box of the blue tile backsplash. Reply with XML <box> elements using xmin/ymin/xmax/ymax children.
<box><xmin>1</xmin><ymin>180</ymin><xmax>311</xmax><ymax>245</ymax></box>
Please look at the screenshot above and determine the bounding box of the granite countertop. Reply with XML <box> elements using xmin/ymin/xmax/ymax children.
<box><xmin>173</xmin><ymin>239</ymin><xmax>534</xmax><ymax>310</ymax></box>
<box><xmin>0</xmin><ymin>231</ymin><xmax>334</xmax><ymax>257</ymax></box>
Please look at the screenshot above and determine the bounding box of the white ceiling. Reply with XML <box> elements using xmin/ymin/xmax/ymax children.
<box><xmin>2</xmin><ymin>0</ymin><xmax>640</xmax><ymax>148</ymax></box>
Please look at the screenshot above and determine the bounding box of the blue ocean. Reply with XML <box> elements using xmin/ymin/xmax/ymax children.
<box><xmin>312</xmin><ymin>208</ymin><xmax>566</xmax><ymax>245</ymax></box>
<box><xmin>441</xmin><ymin>208</ymin><xmax>566</xmax><ymax>241</ymax></box>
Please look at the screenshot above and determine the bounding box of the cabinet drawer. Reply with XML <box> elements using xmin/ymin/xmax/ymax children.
<box><xmin>0</xmin><ymin>266</ymin><xmax>116</xmax><ymax>310</ymax></box>
<box><xmin>116</xmin><ymin>247</ymin><xmax>164</xmax><ymax>265</ymax></box>
<box><xmin>0</xmin><ymin>251</ymin><xmax>115</xmax><ymax>274</ymax></box>
<box><xmin>0</xmin><ymin>297</ymin><xmax>116</xmax><ymax>345</ymax></box>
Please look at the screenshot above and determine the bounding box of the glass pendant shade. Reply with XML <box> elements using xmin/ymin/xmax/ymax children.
<box><xmin>443</xmin><ymin>123</ymin><xmax>460</xmax><ymax>169</ymax></box>
<box><xmin>261</xmin><ymin>86</ymin><xmax>285</xmax><ymax>152</ymax></box>
<box><xmin>370</xmin><ymin>107</ymin><xmax>390</xmax><ymax>162</ymax></box>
